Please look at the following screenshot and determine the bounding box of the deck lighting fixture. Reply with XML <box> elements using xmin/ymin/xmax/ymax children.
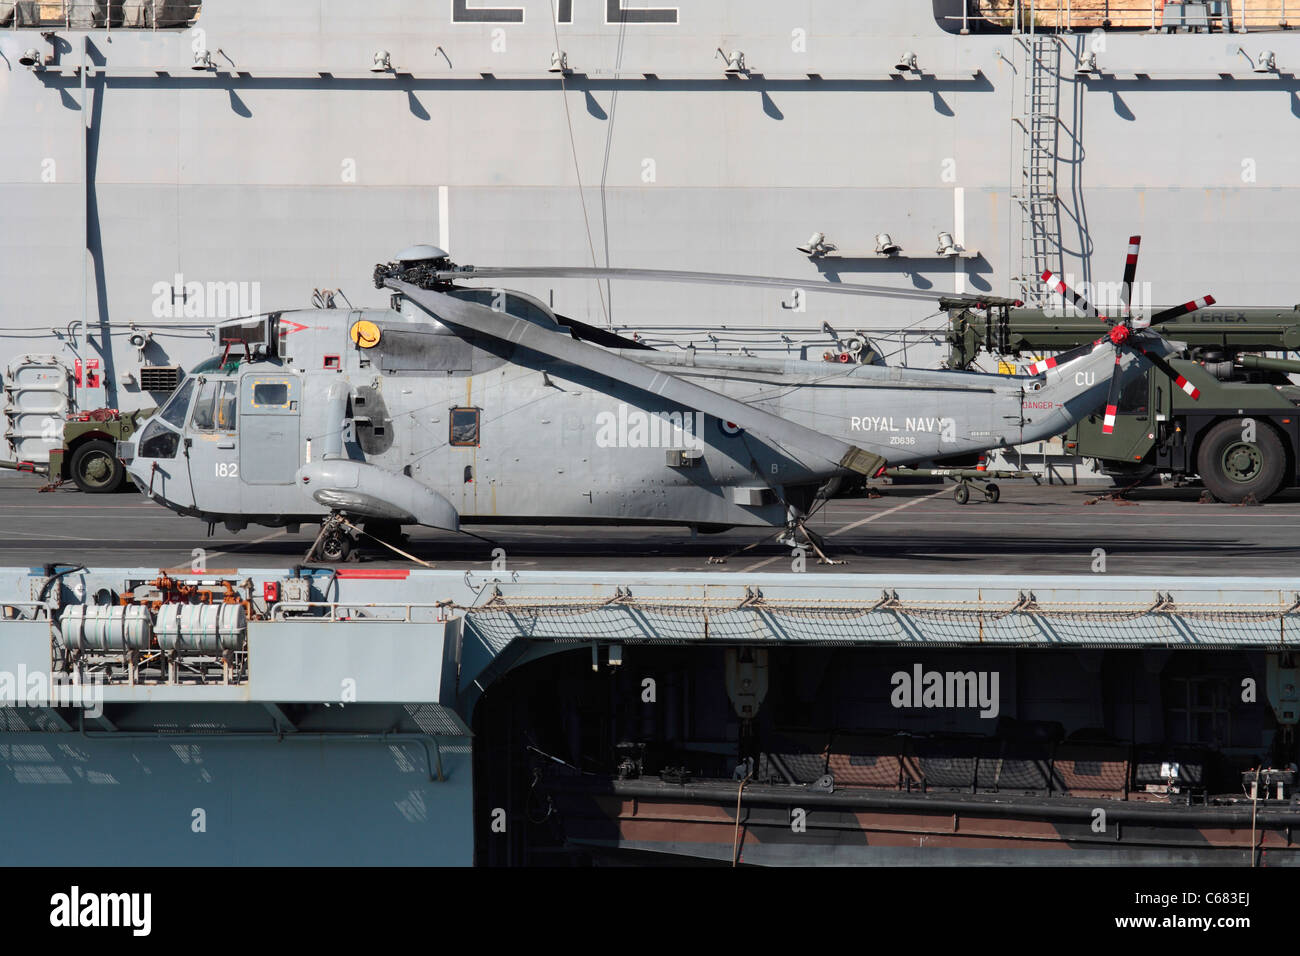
<box><xmin>796</xmin><ymin>232</ymin><xmax>837</xmax><ymax>257</ymax></box>
<box><xmin>716</xmin><ymin>48</ymin><xmax>746</xmax><ymax>74</ymax></box>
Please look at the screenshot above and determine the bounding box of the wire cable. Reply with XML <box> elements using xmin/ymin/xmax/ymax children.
<box><xmin>549</xmin><ymin>0</ymin><xmax>611</xmax><ymax>328</ymax></box>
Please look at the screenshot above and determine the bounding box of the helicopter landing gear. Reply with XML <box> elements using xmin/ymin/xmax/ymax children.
<box><xmin>319</xmin><ymin>528</ymin><xmax>353</xmax><ymax>562</ymax></box>
<box><xmin>787</xmin><ymin>518</ymin><xmax>845</xmax><ymax>565</ymax></box>
<box><xmin>306</xmin><ymin>512</ymin><xmax>356</xmax><ymax>563</ymax></box>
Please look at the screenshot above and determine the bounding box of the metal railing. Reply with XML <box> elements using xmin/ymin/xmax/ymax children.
<box><xmin>4</xmin><ymin>1</ymin><xmax>199</xmax><ymax>30</ymax></box>
<box><xmin>271</xmin><ymin>601</ymin><xmax>458</xmax><ymax>624</ymax></box>
<box><xmin>965</xmin><ymin>0</ymin><xmax>1294</xmax><ymax>32</ymax></box>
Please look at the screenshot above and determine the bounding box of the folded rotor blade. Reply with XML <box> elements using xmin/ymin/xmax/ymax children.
<box><xmin>428</xmin><ymin>265</ymin><xmax>1012</xmax><ymax>306</ymax></box>
<box><xmin>389</xmin><ymin>280</ymin><xmax>887</xmax><ymax>476</ymax></box>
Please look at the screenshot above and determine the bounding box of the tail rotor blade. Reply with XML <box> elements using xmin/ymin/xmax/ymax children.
<box><xmin>1130</xmin><ymin>341</ymin><xmax>1201</xmax><ymax>400</ymax></box>
<box><xmin>1042</xmin><ymin>270</ymin><xmax>1104</xmax><ymax>322</ymax></box>
<box><xmin>1101</xmin><ymin>351</ymin><xmax>1124</xmax><ymax>435</ymax></box>
<box><xmin>1026</xmin><ymin>336</ymin><xmax>1105</xmax><ymax>375</ymax></box>
<box><xmin>1139</xmin><ymin>294</ymin><xmax>1216</xmax><ymax>330</ymax></box>
<box><xmin>1120</xmin><ymin>235</ymin><xmax>1141</xmax><ymax>314</ymax></box>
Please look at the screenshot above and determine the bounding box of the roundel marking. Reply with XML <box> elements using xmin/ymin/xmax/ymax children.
<box><xmin>350</xmin><ymin>320</ymin><xmax>382</xmax><ymax>348</ymax></box>
<box><xmin>721</xmin><ymin>420</ymin><xmax>743</xmax><ymax>436</ymax></box>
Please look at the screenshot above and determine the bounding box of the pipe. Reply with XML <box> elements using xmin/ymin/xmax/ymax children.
<box><xmin>80</xmin><ymin>35</ymin><xmax>87</xmax><ymax>412</ymax></box>
<box><xmin>0</xmin><ymin>459</ymin><xmax>50</xmax><ymax>475</ymax></box>
<box><xmin>319</xmin><ymin>380</ymin><xmax>349</xmax><ymax>458</ymax></box>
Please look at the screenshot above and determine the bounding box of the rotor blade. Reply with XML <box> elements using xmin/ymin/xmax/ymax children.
<box><xmin>389</xmin><ymin>280</ymin><xmax>887</xmax><ymax>476</ymax></box>
<box><xmin>1129</xmin><ymin>341</ymin><xmax>1201</xmax><ymax>400</ymax></box>
<box><xmin>429</xmin><ymin>265</ymin><xmax>1015</xmax><ymax>307</ymax></box>
<box><xmin>553</xmin><ymin>312</ymin><xmax>655</xmax><ymax>350</ymax></box>
<box><xmin>1139</xmin><ymin>295</ymin><xmax>1216</xmax><ymax>330</ymax></box>
<box><xmin>1101</xmin><ymin>350</ymin><xmax>1124</xmax><ymax>435</ymax></box>
<box><xmin>1042</xmin><ymin>270</ymin><xmax>1104</xmax><ymax>322</ymax></box>
<box><xmin>1026</xmin><ymin>337</ymin><xmax>1105</xmax><ymax>375</ymax></box>
<box><xmin>1120</xmin><ymin>235</ymin><xmax>1141</xmax><ymax>313</ymax></box>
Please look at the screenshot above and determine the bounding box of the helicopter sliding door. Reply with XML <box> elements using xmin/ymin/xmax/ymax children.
<box><xmin>239</xmin><ymin>374</ymin><xmax>301</xmax><ymax>484</ymax></box>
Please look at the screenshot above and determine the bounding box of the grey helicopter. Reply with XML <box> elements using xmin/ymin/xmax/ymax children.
<box><xmin>118</xmin><ymin>240</ymin><xmax>1213</xmax><ymax>561</ymax></box>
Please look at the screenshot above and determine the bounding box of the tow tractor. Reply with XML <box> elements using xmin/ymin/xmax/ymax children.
<box><xmin>0</xmin><ymin>407</ymin><xmax>152</xmax><ymax>493</ymax></box>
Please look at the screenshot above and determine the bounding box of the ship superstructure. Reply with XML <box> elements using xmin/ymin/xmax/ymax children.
<box><xmin>4</xmin><ymin>1</ymin><xmax>1300</xmax><ymax>467</ymax></box>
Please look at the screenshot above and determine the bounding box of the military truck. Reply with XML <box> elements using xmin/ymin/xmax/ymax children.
<box><xmin>945</xmin><ymin>301</ymin><xmax>1300</xmax><ymax>501</ymax></box>
<box><xmin>1</xmin><ymin>408</ymin><xmax>153</xmax><ymax>494</ymax></box>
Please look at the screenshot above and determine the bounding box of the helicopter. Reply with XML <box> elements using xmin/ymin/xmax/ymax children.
<box><xmin>117</xmin><ymin>240</ymin><xmax>1213</xmax><ymax>561</ymax></box>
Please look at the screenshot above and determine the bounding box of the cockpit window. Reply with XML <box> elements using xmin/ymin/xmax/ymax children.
<box><xmin>191</xmin><ymin>380</ymin><xmax>239</xmax><ymax>431</ymax></box>
<box><xmin>138</xmin><ymin>421</ymin><xmax>181</xmax><ymax>460</ymax></box>
<box><xmin>159</xmin><ymin>378</ymin><xmax>195</xmax><ymax>429</ymax></box>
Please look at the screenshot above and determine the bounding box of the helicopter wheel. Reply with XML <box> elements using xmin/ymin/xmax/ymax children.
<box><xmin>983</xmin><ymin>482</ymin><xmax>1000</xmax><ymax>503</ymax></box>
<box><xmin>318</xmin><ymin>528</ymin><xmax>353</xmax><ymax>563</ymax></box>
<box><xmin>953</xmin><ymin>483</ymin><xmax>970</xmax><ymax>505</ymax></box>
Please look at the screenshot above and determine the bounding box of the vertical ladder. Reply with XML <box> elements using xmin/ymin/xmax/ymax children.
<box><xmin>1012</xmin><ymin>32</ymin><xmax>1062</xmax><ymax>306</ymax></box>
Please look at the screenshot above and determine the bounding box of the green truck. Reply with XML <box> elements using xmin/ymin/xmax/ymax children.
<box><xmin>945</xmin><ymin>302</ymin><xmax>1300</xmax><ymax>502</ymax></box>
<box><xmin>1</xmin><ymin>408</ymin><xmax>153</xmax><ymax>493</ymax></box>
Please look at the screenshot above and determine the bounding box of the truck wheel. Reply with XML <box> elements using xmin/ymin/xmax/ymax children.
<box><xmin>1196</xmin><ymin>419</ymin><xmax>1286</xmax><ymax>503</ymax></box>
<box><xmin>69</xmin><ymin>439</ymin><xmax>125</xmax><ymax>494</ymax></box>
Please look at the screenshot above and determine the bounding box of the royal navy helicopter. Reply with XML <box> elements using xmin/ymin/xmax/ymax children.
<box><xmin>118</xmin><ymin>240</ymin><xmax>1212</xmax><ymax>561</ymax></box>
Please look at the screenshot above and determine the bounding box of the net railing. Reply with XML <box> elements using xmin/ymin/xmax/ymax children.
<box><xmin>3</xmin><ymin>1</ymin><xmax>199</xmax><ymax>29</ymax></box>
<box><xmin>458</xmin><ymin>588</ymin><xmax>1300</xmax><ymax>650</ymax></box>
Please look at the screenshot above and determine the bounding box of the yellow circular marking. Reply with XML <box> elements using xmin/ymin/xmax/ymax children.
<box><xmin>350</xmin><ymin>320</ymin><xmax>382</xmax><ymax>348</ymax></box>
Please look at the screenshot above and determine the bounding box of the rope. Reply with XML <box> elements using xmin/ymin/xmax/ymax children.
<box><xmin>335</xmin><ymin>517</ymin><xmax>438</xmax><ymax>569</ymax></box>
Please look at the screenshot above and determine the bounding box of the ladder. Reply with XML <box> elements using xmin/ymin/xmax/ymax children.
<box><xmin>1012</xmin><ymin>32</ymin><xmax>1062</xmax><ymax>307</ymax></box>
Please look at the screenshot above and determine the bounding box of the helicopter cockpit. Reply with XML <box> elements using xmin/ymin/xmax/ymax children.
<box><xmin>121</xmin><ymin>306</ymin><xmax>314</xmax><ymax>525</ymax></box>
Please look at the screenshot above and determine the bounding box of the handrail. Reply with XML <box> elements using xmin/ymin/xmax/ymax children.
<box><xmin>270</xmin><ymin>601</ymin><xmax>459</xmax><ymax>623</ymax></box>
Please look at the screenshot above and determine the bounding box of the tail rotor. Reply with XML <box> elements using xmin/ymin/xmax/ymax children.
<box><xmin>1038</xmin><ymin>235</ymin><xmax>1214</xmax><ymax>435</ymax></box>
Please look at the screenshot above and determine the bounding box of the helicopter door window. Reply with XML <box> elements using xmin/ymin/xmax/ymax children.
<box><xmin>450</xmin><ymin>407</ymin><xmax>480</xmax><ymax>447</ymax></box>
<box><xmin>252</xmin><ymin>382</ymin><xmax>290</xmax><ymax>407</ymax></box>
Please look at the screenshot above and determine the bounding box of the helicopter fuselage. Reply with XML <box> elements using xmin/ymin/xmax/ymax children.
<box><xmin>121</xmin><ymin>296</ymin><xmax>1150</xmax><ymax>533</ymax></box>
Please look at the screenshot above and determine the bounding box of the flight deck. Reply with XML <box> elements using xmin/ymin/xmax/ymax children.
<box><xmin>4</xmin><ymin>472</ymin><xmax>1297</xmax><ymax>576</ymax></box>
